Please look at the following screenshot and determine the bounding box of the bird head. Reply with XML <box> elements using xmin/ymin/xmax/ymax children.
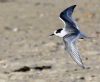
<box><xmin>50</xmin><ymin>28</ymin><xmax>66</xmax><ymax>37</ymax></box>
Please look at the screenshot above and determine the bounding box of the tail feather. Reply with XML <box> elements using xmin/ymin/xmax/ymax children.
<box><xmin>79</xmin><ymin>32</ymin><xmax>95</xmax><ymax>41</ymax></box>
<box><xmin>79</xmin><ymin>32</ymin><xmax>89</xmax><ymax>39</ymax></box>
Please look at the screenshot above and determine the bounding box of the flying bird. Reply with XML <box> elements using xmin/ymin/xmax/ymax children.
<box><xmin>50</xmin><ymin>5</ymin><xmax>88</xmax><ymax>68</ymax></box>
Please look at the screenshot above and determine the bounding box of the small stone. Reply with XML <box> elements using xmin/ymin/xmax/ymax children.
<box><xmin>75</xmin><ymin>18</ymin><xmax>80</xmax><ymax>22</ymax></box>
<box><xmin>34</xmin><ymin>2</ymin><xmax>41</xmax><ymax>6</ymax></box>
<box><xmin>0</xmin><ymin>0</ymin><xmax>9</xmax><ymax>3</ymax></box>
<box><xmin>86</xmin><ymin>67</ymin><xmax>91</xmax><ymax>69</ymax></box>
<box><xmin>80</xmin><ymin>77</ymin><xmax>85</xmax><ymax>80</ymax></box>
<box><xmin>91</xmin><ymin>75</ymin><xmax>95</xmax><ymax>78</ymax></box>
<box><xmin>74</xmin><ymin>69</ymin><xmax>78</xmax><ymax>71</ymax></box>
<box><xmin>85</xmin><ymin>57</ymin><xmax>88</xmax><ymax>60</ymax></box>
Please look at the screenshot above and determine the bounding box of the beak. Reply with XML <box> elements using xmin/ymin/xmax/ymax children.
<box><xmin>49</xmin><ymin>33</ymin><xmax>54</xmax><ymax>36</ymax></box>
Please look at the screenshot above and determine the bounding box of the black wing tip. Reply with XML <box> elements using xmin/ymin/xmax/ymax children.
<box><xmin>72</xmin><ymin>5</ymin><xmax>77</xmax><ymax>8</ymax></box>
<box><xmin>60</xmin><ymin>5</ymin><xmax>77</xmax><ymax>16</ymax></box>
<box><xmin>80</xmin><ymin>62</ymin><xmax>86</xmax><ymax>69</ymax></box>
<box><xmin>69</xmin><ymin>5</ymin><xmax>77</xmax><ymax>10</ymax></box>
<box><xmin>82</xmin><ymin>65</ymin><xmax>85</xmax><ymax>69</ymax></box>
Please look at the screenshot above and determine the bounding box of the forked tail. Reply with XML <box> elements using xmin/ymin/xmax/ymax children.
<box><xmin>79</xmin><ymin>32</ymin><xmax>93</xmax><ymax>40</ymax></box>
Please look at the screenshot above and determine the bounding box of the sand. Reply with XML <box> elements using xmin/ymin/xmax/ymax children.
<box><xmin>0</xmin><ymin>0</ymin><xmax>100</xmax><ymax>82</ymax></box>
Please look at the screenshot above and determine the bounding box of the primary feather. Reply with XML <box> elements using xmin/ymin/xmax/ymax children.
<box><xmin>60</xmin><ymin>5</ymin><xmax>79</xmax><ymax>31</ymax></box>
<box><xmin>63</xmin><ymin>33</ymin><xmax>85</xmax><ymax>68</ymax></box>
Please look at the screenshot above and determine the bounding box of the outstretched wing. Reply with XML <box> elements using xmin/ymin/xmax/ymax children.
<box><xmin>60</xmin><ymin>5</ymin><xmax>79</xmax><ymax>30</ymax></box>
<box><xmin>63</xmin><ymin>34</ymin><xmax>85</xmax><ymax>68</ymax></box>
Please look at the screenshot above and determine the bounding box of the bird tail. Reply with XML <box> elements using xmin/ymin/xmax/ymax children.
<box><xmin>79</xmin><ymin>32</ymin><xmax>90</xmax><ymax>39</ymax></box>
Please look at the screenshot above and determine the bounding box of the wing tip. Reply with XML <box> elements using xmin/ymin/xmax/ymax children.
<box><xmin>68</xmin><ymin>5</ymin><xmax>77</xmax><ymax>11</ymax></box>
<box><xmin>82</xmin><ymin>65</ymin><xmax>85</xmax><ymax>69</ymax></box>
<box><xmin>72</xmin><ymin>5</ymin><xmax>77</xmax><ymax>8</ymax></box>
<box><xmin>60</xmin><ymin>5</ymin><xmax>77</xmax><ymax>18</ymax></box>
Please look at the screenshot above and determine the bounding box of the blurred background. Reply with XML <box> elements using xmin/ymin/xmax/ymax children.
<box><xmin>0</xmin><ymin>0</ymin><xmax>100</xmax><ymax>82</ymax></box>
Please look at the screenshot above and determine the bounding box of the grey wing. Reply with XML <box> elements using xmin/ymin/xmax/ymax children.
<box><xmin>59</xmin><ymin>5</ymin><xmax>79</xmax><ymax>30</ymax></box>
<box><xmin>63</xmin><ymin>35</ymin><xmax>85</xmax><ymax>68</ymax></box>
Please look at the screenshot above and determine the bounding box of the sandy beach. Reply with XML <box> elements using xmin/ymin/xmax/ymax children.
<box><xmin>0</xmin><ymin>0</ymin><xmax>100</xmax><ymax>82</ymax></box>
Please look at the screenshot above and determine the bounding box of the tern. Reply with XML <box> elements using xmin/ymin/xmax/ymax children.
<box><xmin>50</xmin><ymin>5</ymin><xmax>88</xmax><ymax>69</ymax></box>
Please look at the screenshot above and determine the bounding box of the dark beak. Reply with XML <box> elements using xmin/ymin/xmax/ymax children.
<box><xmin>49</xmin><ymin>33</ymin><xmax>54</xmax><ymax>36</ymax></box>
